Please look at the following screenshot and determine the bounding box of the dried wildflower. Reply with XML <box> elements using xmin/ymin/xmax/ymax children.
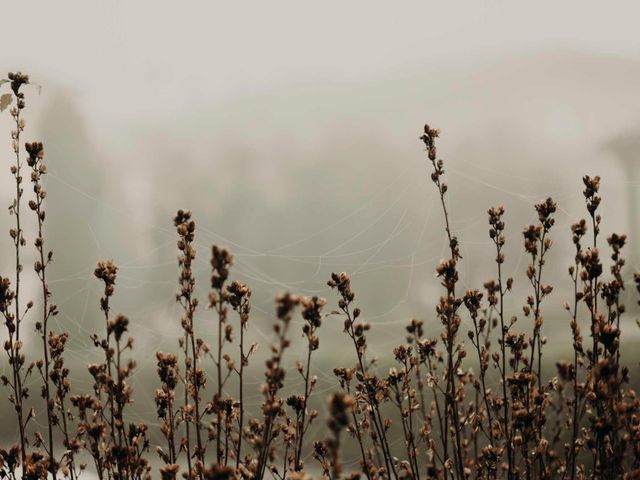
<box><xmin>211</xmin><ymin>245</ymin><xmax>233</xmax><ymax>290</ymax></box>
<box><xmin>173</xmin><ymin>210</ymin><xmax>208</xmax><ymax>476</ymax></box>
<box><xmin>0</xmin><ymin>276</ymin><xmax>14</xmax><ymax>314</ymax></box>
<box><xmin>254</xmin><ymin>293</ymin><xmax>299</xmax><ymax>479</ymax></box>
<box><xmin>94</xmin><ymin>260</ymin><xmax>118</xmax><ymax>301</ymax></box>
<box><xmin>289</xmin><ymin>295</ymin><xmax>326</xmax><ymax>470</ymax></box>
<box><xmin>25</xmin><ymin>139</ymin><xmax>56</xmax><ymax>437</ymax></box>
<box><xmin>160</xmin><ymin>463</ymin><xmax>180</xmax><ymax>480</ymax></box>
<box><xmin>107</xmin><ymin>313</ymin><xmax>129</xmax><ymax>342</ymax></box>
<box><xmin>1</xmin><ymin>71</ymin><xmax>36</xmax><ymax>472</ymax></box>
<box><xmin>209</xmin><ymin>245</ymin><xmax>234</xmax><ymax>464</ymax></box>
<box><xmin>2</xmin><ymin>99</ymin><xmax>640</xmax><ymax>480</ymax></box>
<box><xmin>582</xmin><ymin>175</ymin><xmax>601</xmax><ymax>217</ymax></box>
<box><xmin>155</xmin><ymin>351</ymin><xmax>180</xmax><ymax>471</ymax></box>
<box><xmin>329</xmin><ymin>272</ymin><xmax>397</xmax><ymax>479</ymax></box>
<box><xmin>88</xmin><ymin>259</ymin><xmax>150</xmax><ymax>479</ymax></box>
<box><xmin>8</xmin><ymin>71</ymin><xmax>30</xmax><ymax>95</ymax></box>
<box><xmin>226</xmin><ymin>278</ymin><xmax>253</xmax><ymax>469</ymax></box>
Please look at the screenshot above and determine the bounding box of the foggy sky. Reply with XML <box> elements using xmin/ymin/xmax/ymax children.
<box><xmin>3</xmin><ymin>1</ymin><xmax>640</xmax><ymax>125</ymax></box>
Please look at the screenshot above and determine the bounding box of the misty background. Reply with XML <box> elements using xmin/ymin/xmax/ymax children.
<box><xmin>0</xmin><ymin>0</ymin><xmax>639</xmax><ymax>451</ymax></box>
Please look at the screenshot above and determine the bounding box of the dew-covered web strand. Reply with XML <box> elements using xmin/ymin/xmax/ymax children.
<box><xmin>39</xmin><ymin>160</ymin><xmax>431</xmax><ymax>413</ymax></box>
<box><xmin>24</xmin><ymin>141</ymin><xmax>640</xmax><ymax>471</ymax></box>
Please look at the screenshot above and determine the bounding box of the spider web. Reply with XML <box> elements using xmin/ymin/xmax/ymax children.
<box><xmin>2</xmin><ymin>142</ymin><xmax>639</xmax><ymax>475</ymax></box>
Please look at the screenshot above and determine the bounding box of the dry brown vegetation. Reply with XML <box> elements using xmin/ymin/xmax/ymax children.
<box><xmin>1</xmin><ymin>73</ymin><xmax>640</xmax><ymax>480</ymax></box>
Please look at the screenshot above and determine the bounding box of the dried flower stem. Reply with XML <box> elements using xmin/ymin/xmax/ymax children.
<box><xmin>291</xmin><ymin>296</ymin><xmax>325</xmax><ymax>471</ymax></box>
<box><xmin>210</xmin><ymin>245</ymin><xmax>233</xmax><ymax>465</ymax></box>
<box><xmin>227</xmin><ymin>279</ymin><xmax>252</xmax><ymax>469</ymax></box>
<box><xmin>489</xmin><ymin>205</ymin><xmax>515</xmax><ymax>479</ymax></box>
<box><xmin>328</xmin><ymin>272</ymin><xmax>398</xmax><ymax>479</ymax></box>
<box><xmin>565</xmin><ymin>218</ymin><xmax>586</xmax><ymax>480</ymax></box>
<box><xmin>256</xmin><ymin>293</ymin><xmax>296</xmax><ymax>479</ymax></box>
<box><xmin>421</xmin><ymin>124</ymin><xmax>465</xmax><ymax>479</ymax></box>
<box><xmin>156</xmin><ymin>352</ymin><xmax>179</xmax><ymax>469</ymax></box>
<box><xmin>523</xmin><ymin>198</ymin><xmax>556</xmax><ymax>478</ymax></box>
<box><xmin>3</xmin><ymin>73</ymin><xmax>32</xmax><ymax>469</ymax></box>
<box><xmin>174</xmin><ymin>210</ymin><xmax>204</xmax><ymax>478</ymax></box>
<box><xmin>27</xmin><ymin>139</ymin><xmax>61</xmax><ymax>479</ymax></box>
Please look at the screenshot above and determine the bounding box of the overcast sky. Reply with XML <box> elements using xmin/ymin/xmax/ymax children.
<box><xmin>3</xmin><ymin>1</ymin><xmax>640</xmax><ymax>123</ymax></box>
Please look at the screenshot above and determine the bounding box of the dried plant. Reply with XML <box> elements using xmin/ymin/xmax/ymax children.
<box><xmin>1</xmin><ymin>74</ymin><xmax>640</xmax><ymax>480</ymax></box>
<box><xmin>328</xmin><ymin>271</ymin><xmax>397</xmax><ymax>479</ymax></box>
<box><xmin>174</xmin><ymin>209</ymin><xmax>206</xmax><ymax>479</ymax></box>
<box><xmin>209</xmin><ymin>245</ymin><xmax>233</xmax><ymax>466</ymax></box>
<box><xmin>26</xmin><ymin>138</ymin><xmax>82</xmax><ymax>480</ymax></box>
<box><xmin>421</xmin><ymin>125</ymin><xmax>465</xmax><ymax>479</ymax></box>
<box><xmin>313</xmin><ymin>392</ymin><xmax>354</xmax><ymax>479</ymax></box>
<box><xmin>226</xmin><ymin>279</ymin><xmax>253</xmax><ymax>470</ymax></box>
<box><xmin>289</xmin><ymin>295</ymin><xmax>325</xmax><ymax>472</ymax></box>
<box><xmin>155</xmin><ymin>351</ymin><xmax>180</xmax><ymax>476</ymax></box>
<box><xmin>1</xmin><ymin>72</ymin><xmax>35</xmax><ymax>478</ymax></box>
<box><xmin>81</xmin><ymin>260</ymin><xmax>151</xmax><ymax>480</ymax></box>
<box><xmin>253</xmin><ymin>292</ymin><xmax>298</xmax><ymax>479</ymax></box>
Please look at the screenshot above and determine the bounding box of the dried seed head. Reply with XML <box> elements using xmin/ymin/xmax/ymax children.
<box><xmin>210</xmin><ymin>245</ymin><xmax>233</xmax><ymax>290</ymax></box>
<box><xmin>8</xmin><ymin>71</ymin><xmax>29</xmax><ymax>96</ymax></box>
<box><xmin>94</xmin><ymin>260</ymin><xmax>118</xmax><ymax>287</ymax></box>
